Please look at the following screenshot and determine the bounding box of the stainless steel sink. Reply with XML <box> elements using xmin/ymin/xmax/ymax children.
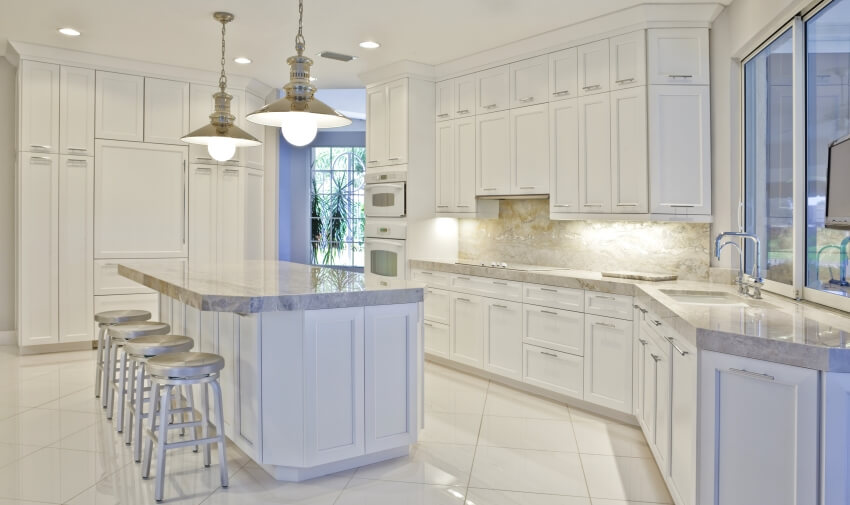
<box><xmin>659</xmin><ymin>289</ymin><xmax>749</xmax><ymax>306</ymax></box>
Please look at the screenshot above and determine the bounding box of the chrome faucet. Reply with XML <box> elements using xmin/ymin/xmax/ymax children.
<box><xmin>715</xmin><ymin>232</ymin><xmax>764</xmax><ymax>299</ymax></box>
<box><xmin>717</xmin><ymin>241</ymin><xmax>746</xmax><ymax>294</ymax></box>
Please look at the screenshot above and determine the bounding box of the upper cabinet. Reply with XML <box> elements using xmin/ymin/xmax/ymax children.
<box><xmin>549</xmin><ymin>99</ymin><xmax>580</xmax><ymax>214</ymax></box>
<box><xmin>611</xmin><ymin>87</ymin><xmax>648</xmax><ymax>213</ymax></box>
<box><xmin>510</xmin><ymin>55</ymin><xmax>549</xmax><ymax>107</ymax></box>
<box><xmin>610</xmin><ymin>31</ymin><xmax>646</xmax><ymax>90</ymax></box>
<box><xmin>435</xmin><ymin>80</ymin><xmax>454</xmax><ymax>121</ymax></box>
<box><xmin>476</xmin><ymin>65</ymin><xmax>509</xmax><ymax>114</ymax></box>
<box><xmin>476</xmin><ymin>111</ymin><xmax>511</xmax><ymax>196</ymax></box>
<box><xmin>454</xmin><ymin>74</ymin><xmax>476</xmax><ymax>118</ymax></box>
<box><xmin>19</xmin><ymin>60</ymin><xmax>60</xmax><ymax>153</ymax></box>
<box><xmin>648</xmin><ymin>28</ymin><xmax>710</xmax><ymax>85</ymax></box>
<box><xmin>96</xmin><ymin>71</ymin><xmax>145</xmax><ymax>142</ymax></box>
<box><xmin>549</xmin><ymin>48</ymin><xmax>578</xmax><ymax>102</ymax></box>
<box><xmin>578</xmin><ymin>40</ymin><xmax>610</xmax><ymax>96</ymax></box>
<box><xmin>59</xmin><ymin>66</ymin><xmax>95</xmax><ymax>156</ymax></box>
<box><xmin>578</xmin><ymin>94</ymin><xmax>612</xmax><ymax>212</ymax></box>
<box><xmin>510</xmin><ymin>104</ymin><xmax>549</xmax><ymax>194</ymax></box>
<box><xmin>144</xmin><ymin>77</ymin><xmax>190</xmax><ymax>145</ymax></box>
<box><xmin>366</xmin><ymin>78</ymin><xmax>408</xmax><ymax>168</ymax></box>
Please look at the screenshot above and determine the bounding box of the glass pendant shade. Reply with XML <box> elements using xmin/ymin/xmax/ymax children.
<box><xmin>280</xmin><ymin>112</ymin><xmax>318</xmax><ymax>146</ymax></box>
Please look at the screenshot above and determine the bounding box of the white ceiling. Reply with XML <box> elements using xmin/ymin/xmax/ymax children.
<box><xmin>1</xmin><ymin>0</ymin><xmax>723</xmax><ymax>89</ymax></box>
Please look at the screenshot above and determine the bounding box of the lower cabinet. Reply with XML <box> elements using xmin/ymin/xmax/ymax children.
<box><xmin>522</xmin><ymin>343</ymin><xmax>583</xmax><ymax>398</ymax></box>
<box><xmin>483</xmin><ymin>299</ymin><xmax>523</xmax><ymax>380</ymax></box>
<box><xmin>522</xmin><ymin>304</ymin><xmax>584</xmax><ymax>355</ymax></box>
<box><xmin>583</xmin><ymin>315</ymin><xmax>632</xmax><ymax>413</ymax></box>
<box><xmin>637</xmin><ymin>320</ymin><xmax>670</xmax><ymax>473</ymax></box>
<box><xmin>450</xmin><ymin>293</ymin><xmax>485</xmax><ymax>367</ymax></box>
<box><xmin>423</xmin><ymin>321</ymin><xmax>450</xmax><ymax>358</ymax></box>
<box><xmin>668</xmin><ymin>335</ymin><xmax>697</xmax><ymax>505</ymax></box>
<box><xmin>698</xmin><ymin>351</ymin><xmax>818</xmax><ymax>505</ymax></box>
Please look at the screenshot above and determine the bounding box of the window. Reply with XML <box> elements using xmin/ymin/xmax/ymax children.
<box><xmin>309</xmin><ymin>147</ymin><xmax>366</xmax><ymax>268</ymax></box>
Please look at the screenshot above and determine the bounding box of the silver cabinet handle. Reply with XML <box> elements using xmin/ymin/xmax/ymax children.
<box><xmin>368</xmin><ymin>159</ymin><xmax>379</xmax><ymax>163</ymax></box>
<box><xmin>457</xmin><ymin>276</ymin><xmax>470</xmax><ymax>281</ymax></box>
<box><xmin>583</xmin><ymin>203</ymin><xmax>604</xmax><ymax>207</ymax></box>
<box><xmin>492</xmin><ymin>304</ymin><xmax>508</xmax><ymax>309</ymax></box>
<box><xmin>223</xmin><ymin>168</ymin><xmax>239</xmax><ymax>174</ymax></box>
<box><xmin>420</xmin><ymin>271</ymin><xmax>433</xmax><ymax>275</ymax></box>
<box><xmin>552</xmin><ymin>90</ymin><xmax>570</xmax><ymax>96</ymax></box>
<box><xmin>423</xmin><ymin>322</ymin><xmax>434</xmax><ymax>328</ymax></box>
<box><xmin>67</xmin><ymin>147</ymin><xmax>88</xmax><ymax>151</ymax></box>
<box><xmin>456</xmin><ymin>109</ymin><xmax>470</xmax><ymax>114</ymax></box>
<box><xmin>541</xmin><ymin>310</ymin><xmax>558</xmax><ymax>316</ymax></box>
<box><xmin>595</xmin><ymin>295</ymin><xmax>616</xmax><ymax>300</ymax></box>
<box><xmin>668</xmin><ymin>204</ymin><xmax>696</xmax><ymax>208</ymax></box>
<box><xmin>388</xmin><ymin>157</ymin><xmax>401</xmax><ymax>161</ymax></box>
<box><xmin>727</xmin><ymin>368</ymin><xmax>774</xmax><ymax>381</ymax></box>
<box><xmin>666</xmin><ymin>337</ymin><xmax>689</xmax><ymax>356</ymax></box>
<box><xmin>615</xmin><ymin>78</ymin><xmax>636</xmax><ymax>84</ymax></box>
<box><xmin>540</xmin><ymin>351</ymin><xmax>559</xmax><ymax>358</ymax></box>
<box><xmin>651</xmin><ymin>354</ymin><xmax>661</xmax><ymax>362</ymax></box>
<box><xmin>30</xmin><ymin>144</ymin><xmax>51</xmax><ymax>150</ymax></box>
<box><xmin>519</xmin><ymin>186</ymin><xmax>535</xmax><ymax>190</ymax></box>
<box><xmin>482</xmin><ymin>104</ymin><xmax>497</xmax><ymax>109</ymax></box>
<box><xmin>194</xmin><ymin>167</ymin><xmax>212</xmax><ymax>173</ymax></box>
<box><xmin>30</xmin><ymin>155</ymin><xmax>51</xmax><ymax>161</ymax></box>
<box><xmin>482</xmin><ymin>187</ymin><xmax>498</xmax><ymax>191</ymax></box>
<box><xmin>195</xmin><ymin>156</ymin><xmax>213</xmax><ymax>161</ymax></box>
<box><xmin>668</xmin><ymin>74</ymin><xmax>694</xmax><ymax>79</ymax></box>
<box><xmin>426</xmin><ymin>289</ymin><xmax>434</xmax><ymax>294</ymax></box>
<box><xmin>638</xmin><ymin>338</ymin><xmax>648</xmax><ymax>346</ymax></box>
<box><xmin>651</xmin><ymin>320</ymin><xmax>662</xmax><ymax>327</ymax></box>
<box><xmin>617</xmin><ymin>203</ymin><xmax>639</xmax><ymax>207</ymax></box>
<box><xmin>437</xmin><ymin>113</ymin><xmax>450</xmax><ymax>117</ymax></box>
<box><xmin>456</xmin><ymin>205</ymin><xmax>472</xmax><ymax>208</ymax></box>
<box><xmin>456</xmin><ymin>297</ymin><xmax>471</xmax><ymax>303</ymax></box>
<box><xmin>582</xmin><ymin>85</ymin><xmax>601</xmax><ymax>91</ymax></box>
<box><xmin>633</xmin><ymin>304</ymin><xmax>648</xmax><ymax>314</ymax></box>
<box><xmin>182</xmin><ymin>160</ymin><xmax>187</xmax><ymax>245</ymax></box>
<box><xmin>518</xmin><ymin>96</ymin><xmax>534</xmax><ymax>102</ymax></box>
<box><xmin>493</xmin><ymin>281</ymin><xmax>508</xmax><ymax>286</ymax></box>
<box><xmin>595</xmin><ymin>321</ymin><xmax>616</xmax><ymax>328</ymax></box>
<box><xmin>540</xmin><ymin>287</ymin><xmax>558</xmax><ymax>292</ymax></box>
<box><xmin>66</xmin><ymin>158</ymin><xmax>88</xmax><ymax>164</ymax></box>
<box><xmin>553</xmin><ymin>204</ymin><xmax>571</xmax><ymax>207</ymax></box>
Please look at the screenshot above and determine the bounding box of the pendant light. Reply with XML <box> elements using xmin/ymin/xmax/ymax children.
<box><xmin>181</xmin><ymin>12</ymin><xmax>261</xmax><ymax>161</ymax></box>
<box><xmin>246</xmin><ymin>0</ymin><xmax>351</xmax><ymax>146</ymax></box>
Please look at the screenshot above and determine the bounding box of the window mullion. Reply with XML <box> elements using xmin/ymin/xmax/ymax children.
<box><xmin>792</xmin><ymin>16</ymin><xmax>806</xmax><ymax>300</ymax></box>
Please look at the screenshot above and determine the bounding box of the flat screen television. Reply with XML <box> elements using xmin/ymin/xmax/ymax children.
<box><xmin>826</xmin><ymin>133</ymin><xmax>850</xmax><ymax>229</ymax></box>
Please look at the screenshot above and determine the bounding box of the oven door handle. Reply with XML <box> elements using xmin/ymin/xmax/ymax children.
<box><xmin>366</xmin><ymin>239</ymin><xmax>405</xmax><ymax>249</ymax></box>
<box><xmin>366</xmin><ymin>183</ymin><xmax>405</xmax><ymax>191</ymax></box>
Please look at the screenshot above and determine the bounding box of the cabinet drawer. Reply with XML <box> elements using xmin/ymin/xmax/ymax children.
<box><xmin>524</xmin><ymin>283</ymin><xmax>584</xmax><ymax>311</ymax></box>
<box><xmin>424</xmin><ymin>321</ymin><xmax>450</xmax><ymax>358</ymax></box>
<box><xmin>452</xmin><ymin>274</ymin><xmax>523</xmax><ymax>301</ymax></box>
<box><xmin>523</xmin><ymin>305</ymin><xmax>584</xmax><ymax>355</ymax></box>
<box><xmin>424</xmin><ymin>287</ymin><xmax>451</xmax><ymax>324</ymax></box>
<box><xmin>523</xmin><ymin>344</ymin><xmax>583</xmax><ymax>399</ymax></box>
<box><xmin>94</xmin><ymin>260</ymin><xmax>154</xmax><ymax>295</ymax></box>
<box><xmin>411</xmin><ymin>269</ymin><xmax>452</xmax><ymax>289</ymax></box>
<box><xmin>585</xmin><ymin>291</ymin><xmax>633</xmax><ymax>320</ymax></box>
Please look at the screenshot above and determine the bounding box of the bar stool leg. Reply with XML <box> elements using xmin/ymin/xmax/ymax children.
<box><xmin>101</xmin><ymin>329</ymin><xmax>112</xmax><ymax>407</ymax></box>
<box><xmin>185</xmin><ymin>385</ymin><xmax>198</xmax><ymax>452</ymax></box>
<box><xmin>201</xmin><ymin>383</ymin><xmax>210</xmax><ymax>467</ymax></box>
<box><xmin>114</xmin><ymin>347</ymin><xmax>129</xmax><ymax>427</ymax></box>
<box><xmin>211</xmin><ymin>380</ymin><xmax>229</xmax><ymax>488</ymax></box>
<box><xmin>154</xmin><ymin>384</ymin><xmax>173</xmax><ymax>502</ymax></box>
<box><xmin>106</xmin><ymin>340</ymin><xmax>120</xmax><ymax>418</ymax></box>
<box><xmin>124</xmin><ymin>359</ymin><xmax>136</xmax><ymax>444</ymax></box>
<box><xmin>94</xmin><ymin>325</ymin><xmax>105</xmax><ymax>398</ymax></box>
<box><xmin>132</xmin><ymin>362</ymin><xmax>145</xmax><ymax>460</ymax></box>
<box><xmin>142</xmin><ymin>382</ymin><xmax>160</xmax><ymax>479</ymax></box>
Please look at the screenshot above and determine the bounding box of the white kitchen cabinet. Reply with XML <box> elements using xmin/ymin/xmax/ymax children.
<box><xmin>523</xmin><ymin>284</ymin><xmax>584</xmax><ymax>312</ymax></box>
<box><xmin>217</xmin><ymin>166</ymin><xmax>244</xmax><ymax>264</ymax></box>
<box><xmin>303</xmin><ymin>307</ymin><xmax>365</xmax><ymax>465</ymax></box>
<box><xmin>510</xmin><ymin>103</ymin><xmax>549</xmax><ymax>194</ymax></box>
<box><xmin>585</xmin><ymin>291</ymin><xmax>634</xmax><ymax>320</ymax></box>
<box><xmin>59</xmin><ymin>66</ymin><xmax>95</xmax><ymax>156</ymax></box>
<box><xmin>365</xmin><ymin>304</ymin><xmax>418</xmax><ymax>453</ymax></box>
<box><xmin>648</xmin><ymin>28</ymin><xmax>710</xmax><ymax>85</ymax></box>
<box><xmin>189</xmin><ymin>164</ymin><xmax>218</xmax><ymax>265</ymax></box>
<box><xmin>476</xmin><ymin>110</ymin><xmax>511</xmax><ymax>195</ymax></box>
<box><xmin>366</xmin><ymin>78</ymin><xmax>408</xmax><ymax>167</ymax></box>
<box><xmin>243</xmin><ymin>167</ymin><xmax>264</xmax><ymax>260</ymax></box>
<box><xmin>58</xmin><ymin>156</ymin><xmax>94</xmax><ymax>343</ymax></box>
<box><xmin>424</xmin><ymin>288</ymin><xmax>451</xmax><ymax>324</ymax></box>
<box><xmin>435</xmin><ymin>117</ymin><xmax>478</xmax><ymax>214</ymax></box>
<box><xmin>668</xmin><ymin>333</ymin><xmax>697</xmax><ymax>505</ymax></box>
<box><xmin>17</xmin><ymin>153</ymin><xmax>59</xmax><ymax>346</ymax></box>
<box><xmin>577</xmin><ymin>40</ymin><xmax>610</xmax><ymax>96</ymax></box>
<box><xmin>549</xmin><ymin>48</ymin><xmax>578</xmax><ymax>102</ymax></box>
<box><xmin>522</xmin><ymin>305</ymin><xmax>584</xmax><ymax>356</ymax></box>
<box><xmin>453</xmin><ymin>74</ymin><xmax>476</xmax><ymax>118</ymax></box>
<box><xmin>578</xmin><ymin>94</ymin><xmax>611</xmax><ymax>213</ymax></box>
<box><xmin>435</xmin><ymin>121</ymin><xmax>453</xmax><ymax>212</ymax></box>
<box><xmin>411</xmin><ymin>268</ymin><xmax>453</xmax><ymax>289</ymax></box>
<box><xmin>549</xmin><ymin>98</ymin><xmax>580</xmax><ymax>215</ymax></box>
<box><xmin>366</xmin><ymin>86</ymin><xmax>387</xmax><ymax>167</ymax></box>
<box><xmin>483</xmin><ymin>298</ymin><xmax>523</xmax><ymax>380</ymax></box>
<box><xmin>144</xmin><ymin>77</ymin><xmax>189</xmax><ymax>145</ymax></box>
<box><xmin>610</xmin><ymin>31</ymin><xmax>646</xmax><ymax>90</ymax></box>
<box><xmin>435</xmin><ymin>80</ymin><xmax>454</xmax><ymax>121</ymax></box>
<box><xmin>640</xmin><ymin>321</ymin><xmax>671</xmax><ymax>474</ymax></box>
<box><xmin>649</xmin><ymin>85</ymin><xmax>711</xmax><ymax>215</ymax></box>
<box><xmin>450</xmin><ymin>293</ymin><xmax>485</xmax><ymax>368</ymax></box>
<box><xmin>523</xmin><ymin>344</ymin><xmax>583</xmax><ymax>398</ymax></box>
<box><xmin>95</xmin><ymin>71</ymin><xmax>145</xmax><ymax>142</ymax></box>
<box><xmin>698</xmin><ymin>351</ymin><xmax>818</xmax><ymax>505</ymax></box>
<box><xmin>424</xmin><ymin>321</ymin><xmax>450</xmax><ymax>358</ymax></box>
<box><xmin>509</xmin><ymin>55</ymin><xmax>549</xmax><ymax>108</ymax></box>
<box><xmin>94</xmin><ymin>140</ymin><xmax>188</xmax><ymax>258</ymax></box>
<box><xmin>242</xmin><ymin>92</ymin><xmax>266</xmax><ymax>169</ymax></box>
<box><xmin>584</xmin><ymin>315</ymin><xmax>632</xmax><ymax>413</ymax></box>
<box><xmin>476</xmin><ymin>65</ymin><xmax>510</xmax><ymax>114</ymax></box>
<box><xmin>610</xmin><ymin>87</ymin><xmax>648</xmax><ymax>213</ymax></box>
<box><xmin>18</xmin><ymin>60</ymin><xmax>60</xmax><ymax>153</ymax></box>
<box><xmin>386</xmin><ymin>79</ymin><xmax>409</xmax><ymax>165</ymax></box>
<box><xmin>451</xmin><ymin>275</ymin><xmax>523</xmax><ymax>302</ymax></box>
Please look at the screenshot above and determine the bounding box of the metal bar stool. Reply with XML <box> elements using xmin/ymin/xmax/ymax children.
<box><xmin>123</xmin><ymin>335</ymin><xmax>195</xmax><ymax>463</ymax></box>
<box><xmin>106</xmin><ymin>321</ymin><xmax>171</xmax><ymax>426</ymax></box>
<box><xmin>142</xmin><ymin>352</ymin><xmax>228</xmax><ymax>502</ymax></box>
<box><xmin>94</xmin><ymin>310</ymin><xmax>151</xmax><ymax>404</ymax></box>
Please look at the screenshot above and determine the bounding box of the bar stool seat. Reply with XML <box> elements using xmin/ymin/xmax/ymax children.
<box><xmin>95</xmin><ymin>309</ymin><xmax>151</xmax><ymax>402</ymax></box>
<box><xmin>95</xmin><ymin>309</ymin><xmax>152</xmax><ymax>325</ymax></box>
<box><xmin>110</xmin><ymin>321</ymin><xmax>172</xmax><ymax>342</ymax></box>
<box><xmin>147</xmin><ymin>352</ymin><xmax>224</xmax><ymax>378</ymax></box>
<box><xmin>125</xmin><ymin>335</ymin><xmax>194</xmax><ymax>357</ymax></box>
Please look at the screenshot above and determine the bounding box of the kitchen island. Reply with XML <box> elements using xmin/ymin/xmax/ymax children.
<box><xmin>118</xmin><ymin>260</ymin><xmax>424</xmax><ymax>481</ymax></box>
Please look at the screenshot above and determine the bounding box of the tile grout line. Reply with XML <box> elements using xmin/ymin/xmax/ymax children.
<box><xmin>462</xmin><ymin>378</ymin><xmax>491</xmax><ymax>503</ymax></box>
<box><xmin>566</xmin><ymin>407</ymin><xmax>594</xmax><ymax>501</ymax></box>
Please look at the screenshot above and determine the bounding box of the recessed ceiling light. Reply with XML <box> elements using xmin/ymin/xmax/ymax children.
<box><xmin>234</xmin><ymin>57</ymin><xmax>252</xmax><ymax>64</ymax></box>
<box><xmin>58</xmin><ymin>27</ymin><xmax>81</xmax><ymax>37</ymax></box>
<box><xmin>309</xmin><ymin>76</ymin><xmax>318</xmax><ymax>82</ymax></box>
<box><xmin>359</xmin><ymin>41</ymin><xmax>380</xmax><ymax>49</ymax></box>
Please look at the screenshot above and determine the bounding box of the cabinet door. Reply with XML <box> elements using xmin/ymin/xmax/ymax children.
<box><xmin>648</xmin><ymin>28</ymin><xmax>710</xmax><ymax>85</ymax></box>
<box><xmin>243</xmin><ymin>168</ymin><xmax>264</xmax><ymax>260</ymax></box>
<box><xmin>649</xmin><ymin>85</ymin><xmax>711</xmax><ymax>215</ymax></box>
<box><xmin>454</xmin><ymin>117</ymin><xmax>477</xmax><ymax>210</ymax></box>
<box><xmin>450</xmin><ymin>293</ymin><xmax>484</xmax><ymax>368</ymax></box>
<box><xmin>476</xmin><ymin>65</ymin><xmax>510</xmax><ymax>114</ymax></box>
<box><xmin>217</xmin><ymin>312</ymin><xmax>237</xmax><ymax>433</ymax></box>
<box><xmin>509</xmin><ymin>55</ymin><xmax>549</xmax><ymax>107</ymax></box>
<box><xmin>94</xmin><ymin>140</ymin><xmax>188</xmax><ymax>258</ymax></box>
<box><xmin>549</xmin><ymin>48</ymin><xmax>578</xmax><ymax>102</ymax></box>
<box><xmin>60</xmin><ymin>66</ymin><xmax>95</xmax><ymax>156</ymax></box>
<box><xmin>365</xmin><ymin>304</ymin><xmax>418</xmax><ymax>453</ymax></box>
<box><xmin>188</xmin><ymin>83</ymin><xmax>219</xmax><ymax>164</ymax></box>
<box><xmin>242</xmin><ymin>92</ymin><xmax>266</xmax><ymax>169</ymax></box>
<box><xmin>424</xmin><ymin>321</ymin><xmax>450</xmax><ymax>358</ymax></box>
<box><xmin>386</xmin><ymin>79</ymin><xmax>409</xmax><ymax>165</ymax></box>
<box><xmin>453</xmin><ymin>74</ymin><xmax>476</xmax><ymax>118</ymax></box>
<box><xmin>144</xmin><ymin>78</ymin><xmax>190</xmax><ymax>145</ymax></box>
<box><xmin>634</xmin><ymin>321</ymin><xmax>648</xmax><ymax>424</ymax></box>
<box><xmin>435</xmin><ymin>121</ymin><xmax>454</xmax><ymax>212</ymax></box>
<box><xmin>217</xmin><ymin>166</ymin><xmax>244</xmax><ymax>264</ymax></box>
<box><xmin>366</xmin><ymin>86</ymin><xmax>387</xmax><ymax>167</ymax></box>
<box><xmin>652</xmin><ymin>331</ymin><xmax>671</xmax><ymax>474</ymax></box>
<box><xmin>577</xmin><ymin>40</ymin><xmax>610</xmax><ymax>96</ymax></box>
<box><xmin>96</xmin><ymin>72</ymin><xmax>144</xmax><ymax>142</ymax></box>
<box><xmin>483</xmin><ymin>299</ymin><xmax>523</xmax><ymax>380</ymax></box>
<box><xmin>584</xmin><ymin>315</ymin><xmax>633</xmax><ymax>413</ymax></box>
<box><xmin>549</xmin><ymin>99</ymin><xmax>580</xmax><ymax>214</ymax></box>
<box><xmin>669</xmin><ymin>336</ymin><xmax>697</xmax><ymax>505</ymax></box>
<box><xmin>304</xmin><ymin>307</ymin><xmax>365</xmax><ymax>465</ymax></box>
<box><xmin>523</xmin><ymin>344</ymin><xmax>583</xmax><ymax>398</ymax></box>
<box><xmin>578</xmin><ymin>94</ymin><xmax>611</xmax><ymax>212</ymax></box>
<box><xmin>424</xmin><ymin>287</ymin><xmax>451</xmax><ymax>324</ymax></box>
<box><xmin>435</xmin><ymin>80</ymin><xmax>454</xmax><ymax>121</ymax></box>
<box><xmin>611</xmin><ymin>87</ymin><xmax>648</xmax><ymax>213</ymax></box>
<box><xmin>510</xmin><ymin>103</ymin><xmax>549</xmax><ymax>194</ymax></box>
<box><xmin>522</xmin><ymin>305</ymin><xmax>583</xmax><ymax>356</ymax></box>
<box><xmin>19</xmin><ymin>60</ymin><xmax>60</xmax><ymax>153</ymax></box>
<box><xmin>476</xmin><ymin>111</ymin><xmax>510</xmax><ymax>195</ymax></box>
<box><xmin>18</xmin><ymin>153</ymin><xmax>59</xmax><ymax>346</ymax></box>
<box><xmin>638</xmin><ymin>325</ymin><xmax>657</xmax><ymax>439</ymax></box>
<box><xmin>189</xmin><ymin>164</ymin><xmax>217</xmax><ymax>265</ymax></box>
<box><xmin>698</xmin><ymin>351</ymin><xmax>818</xmax><ymax>505</ymax></box>
<box><xmin>58</xmin><ymin>156</ymin><xmax>94</xmax><ymax>343</ymax></box>
<box><xmin>610</xmin><ymin>31</ymin><xmax>646</xmax><ymax>89</ymax></box>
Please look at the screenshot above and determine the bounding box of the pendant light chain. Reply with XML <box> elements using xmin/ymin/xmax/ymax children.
<box><xmin>295</xmin><ymin>0</ymin><xmax>305</xmax><ymax>55</ymax></box>
<box><xmin>219</xmin><ymin>19</ymin><xmax>228</xmax><ymax>92</ymax></box>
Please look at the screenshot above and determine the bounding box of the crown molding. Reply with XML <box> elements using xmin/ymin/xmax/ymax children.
<box><xmin>358</xmin><ymin>60</ymin><xmax>436</xmax><ymax>88</ymax></box>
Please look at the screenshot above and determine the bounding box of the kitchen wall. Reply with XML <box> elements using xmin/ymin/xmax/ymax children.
<box><xmin>0</xmin><ymin>58</ymin><xmax>14</xmax><ymax>335</ymax></box>
<box><xmin>457</xmin><ymin>199</ymin><xmax>711</xmax><ymax>280</ymax></box>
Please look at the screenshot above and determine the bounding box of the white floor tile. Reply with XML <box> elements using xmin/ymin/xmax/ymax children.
<box><xmin>484</xmin><ymin>383</ymin><xmax>571</xmax><ymax>420</ymax></box>
<box><xmin>470</xmin><ymin>446</ymin><xmax>588</xmax><ymax>496</ymax></box>
<box><xmin>424</xmin><ymin>370</ymin><xmax>488</xmax><ymax>415</ymax></box>
<box><xmin>337</xmin><ymin>478</ymin><xmax>466</xmax><ymax>505</ymax></box>
<box><xmin>580</xmin><ymin>454</ymin><xmax>671</xmax><ymax>503</ymax></box>
<box><xmin>0</xmin><ymin>442</ymin><xmax>42</xmax><ymax>471</ymax></box>
<box><xmin>353</xmin><ymin>442</ymin><xmax>475</xmax><ymax>486</ymax></box>
<box><xmin>419</xmin><ymin>412</ymin><xmax>482</xmax><ymax>445</ymax></box>
<box><xmin>466</xmin><ymin>488</ymin><xmax>592</xmax><ymax>505</ymax></box>
<box><xmin>202</xmin><ymin>464</ymin><xmax>352</xmax><ymax>505</ymax></box>
<box><xmin>478</xmin><ymin>416</ymin><xmax>578</xmax><ymax>452</ymax></box>
<box><xmin>0</xmin><ymin>408</ymin><xmax>98</xmax><ymax>447</ymax></box>
<box><xmin>569</xmin><ymin>409</ymin><xmax>651</xmax><ymax>458</ymax></box>
<box><xmin>39</xmin><ymin>387</ymin><xmax>103</xmax><ymax>414</ymax></box>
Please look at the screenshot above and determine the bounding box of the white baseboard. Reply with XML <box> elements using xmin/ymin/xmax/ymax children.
<box><xmin>0</xmin><ymin>330</ymin><xmax>16</xmax><ymax>346</ymax></box>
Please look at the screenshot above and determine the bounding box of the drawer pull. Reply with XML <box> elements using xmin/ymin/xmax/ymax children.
<box><xmin>456</xmin><ymin>297</ymin><xmax>471</xmax><ymax>303</ymax></box>
<box><xmin>67</xmin><ymin>147</ymin><xmax>88</xmax><ymax>152</ymax></box>
<box><xmin>595</xmin><ymin>322</ymin><xmax>616</xmax><ymax>328</ymax></box>
<box><xmin>651</xmin><ymin>320</ymin><xmax>662</xmax><ymax>327</ymax></box>
<box><xmin>583</xmin><ymin>203</ymin><xmax>604</xmax><ymax>207</ymax></box>
<box><xmin>668</xmin><ymin>204</ymin><xmax>696</xmax><ymax>208</ymax></box>
<box><xmin>388</xmin><ymin>157</ymin><xmax>401</xmax><ymax>161</ymax></box>
<box><xmin>633</xmin><ymin>304</ymin><xmax>648</xmax><ymax>314</ymax></box>
<box><xmin>426</xmin><ymin>289</ymin><xmax>434</xmax><ymax>294</ymax></box>
<box><xmin>419</xmin><ymin>271</ymin><xmax>433</xmax><ymax>275</ymax></box>
<box><xmin>638</xmin><ymin>338</ymin><xmax>648</xmax><ymax>346</ymax></box>
<box><xmin>615</xmin><ymin>78</ymin><xmax>636</xmax><ymax>84</ymax></box>
<box><xmin>482</xmin><ymin>187</ymin><xmax>498</xmax><ymax>191</ymax></box>
<box><xmin>651</xmin><ymin>354</ymin><xmax>662</xmax><ymax>362</ymax></box>
<box><xmin>582</xmin><ymin>84</ymin><xmax>601</xmax><ymax>91</ymax></box>
<box><xmin>540</xmin><ymin>287</ymin><xmax>558</xmax><ymax>292</ymax></box>
<box><xmin>423</xmin><ymin>322</ymin><xmax>434</xmax><ymax>328</ymax></box>
<box><xmin>540</xmin><ymin>351</ymin><xmax>559</xmax><ymax>358</ymax></box>
<box><xmin>482</xmin><ymin>103</ymin><xmax>497</xmax><ymax>109</ymax></box>
<box><xmin>553</xmin><ymin>204</ymin><xmax>571</xmax><ymax>207</ymax></box>
<box><xmin>30</xmin><ymin>155</ymin><xmax>51</xmax><ymax>161</ymax></box>
<box><xmin>437</xmin><ymin>113</ymin><xmax>450</xmax><ymax>118</ymax></box>
<box><xmin>492</xmin><ymin>304</ymin><xmax>508</xmax><ymax>309</ymax></box>
<box><xmin>617</xmin><ymin>203</ymin><xmax>640</xmax><ymax>207</ymax></box>
<box><xmin>456</xmin><ymin>109</ymin><xmax>470</xmax><ymax>114</ymax></box>
<box><xmin>595</xmin><ymin>295</ymin><xmax>616</xmax><ymax>300</ymax></box>
<box><xmin>727</xmin><ymin>368</ymin><xmax>774</xmax><ymax>381</ymax></box>
<box><xmin>518</xmin><ymin>96</ymin><xmax>535</xmax><ymax>102</ymax></box>
<box><xmin>493</xmin><ymin>281</ymin><xmax>508</xmax><ymax>285</ymax></box>
<box><xmin>541</xmin><ymin>310</ymin><xmax>559</xmax><ymax>316</ymax></box>
<box><xmin>519</xmin><ymin>186</ymin><xmax>536</xmax><ymax>190</ymax></box>
<box><xmin>552</xmin><ymin>90</ymin><xmax>571</xmax><ymax>96</ymax></box>
<box><xmin>668</xmin><ymin>74</ymin><xmax>694</xmax><ymax>79</ymax></box>
<box><xmin>666</xmin><ymin>337</ymin><xmax>689</xmax><ymax>356</ymax></box>
<box><xmin>457</xmin><ymin>276</ymin><xmax>470</xmax><ymax>281</ymax></box>
<box><xmin>30</xmin><ymin>144</ymin><xmax>51</xmax><ymax>150</ymax></box>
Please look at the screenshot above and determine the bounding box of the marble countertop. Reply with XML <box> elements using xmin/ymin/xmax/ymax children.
<box><xmin>410</xmin><ymin>259</ymin><xmax>850</xmax><ymax>372</ymax></box>
<box><xmin>118</xmin><ymin>261</ymin><xmax>423</xmax><ymax>313</ymax></box>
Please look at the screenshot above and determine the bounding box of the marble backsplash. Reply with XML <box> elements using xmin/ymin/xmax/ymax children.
<box><xmin>458</xmin><ymin>199</ymin><xmax>711</xmax><ymax>280</ymax></box>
